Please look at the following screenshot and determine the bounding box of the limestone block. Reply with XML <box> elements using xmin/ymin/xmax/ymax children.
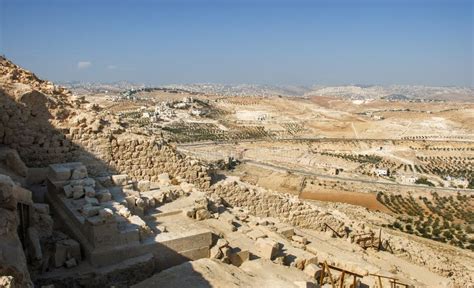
<box><xmin>63</xmin><ymin>184</ymin><xmax>73</xmax><ymax>198</ymax></box>
<box><xmin>292</xmin><ymin>235</ymin><xmax>308</xmax><ymax>245</ymax></box>
<box><xmin>128</xmin><ymin>215</ymin><xmax>154</xmax><ymax>241</ymax></box>
<box><xmin>229</xmin><ymin>250</ymin><xmax>250</xmax><ymax>267</ymax></box>
<box><xmin>95</xmin><ymin>176</ymin><xmax>113</xmax><ymax>187</ymax></box>
<box><xmin>84</xmin><ymin>186</ymin><xmax>95</xmax><ymax>197</ymax></box>
<box><xmin>5</xmin><ymin>149</ymin><xmax>28</xmax><ymax>177</ymax></box>
<box><xmin>278</xmin><ymin>226</ymin><xmax>295</xmax><ymax>238</ymax></box>
<box><xmin>137</xmin><ymin>180</ymin><xmax>150</xmax><ymax>192</ymax></box>
<box><xmin>216</xmin><ymin>238</ymin><xmax>229</xmax><ymax>248</ymax></box>
<box><xmin>0</xmin><ymin>175</ymin><xmax>16</xmax><ymax>210</ymax></box>
<box><xmin>117</xmin><ymin>206</ymin><xmax>131</xmax><ymax>218</ymax></box>
<box><xmin>96</xmin><ymin>191</ymin><xmax>112</xmax><ymax>203</ymax></box>
<box><xmin>180</xmin><ymin>182</ymin><xmax>194</xmax><ymax>193</ymax></box>
<box><xmin>158</xmin><ymin>173</ymin><xmax>171</xmax><ymax>185</ymax></box>
<box><xmin>53</xmin><ymin>242</ymin><xmax>68</xmax><ymax>267</ymax></box>
<box><xmin>72</xmin><ymin>185</ymin><xmax>84</xmax><ymax>199</ymax></box>
<box><xmin>304</xmin><ymin>263</ymin><xmax>321</xmax><ymax>278</ymax></box>
<box><xmin>32</xmin><ymin>203</ymin><xmax>49</xmax><ymax>215</ymax></box>
<box><xmin>195</xmin><ymin>208</ymin><xmax>212</xmax><ymax>221</ymax></box>
<box><xmin>12</xmin><ymin>185</ymin><xmax>32</xmax><ymax>205</ymax></box>
<box><xmin>81</xmin><ymin>204</ymin><xmax>100</xmax><ymax>217</ymax></box>
<box><xmin>65</xmin><ymin>258</ymin><xmax>77</xmax><ymax>268</ymax></box>
<box><xmin>85</xmin><ymin>196</ymin><xmax>99</xmax><ymax>206</ymax></box>
<box><xmin>210</xmin><ymin>246</ymin><xmax>223</xmax><ymax>259</ymax></box>
<box><xmin>69</xmin><ymin>178</ymin><xmax>95</xmax><ymax>187</ymax></box>
<box><xmin>27</xmin><ymin>227</ymin><xmax>42</xmax><ymax>262</ymax></box>
<box><xmin>111</xmin><ymin>174</ymin><xmax>129</xmax><ymax>186</ymax></box>
<box><xmin>247</xmin><ymin>229</ymin><xmax>267</xmax><ymax>241</ymax></box>
<box><xmin>26</xmin><ymin>167</ymin><xmax>48</xmax><ymax>185</ymax></box>
<box><xmin>255</xmin><ymin>238</ymin><xmax>278</xmax><ymax>260</ymax></box>
<box><xmin>48</xmin><ymin>164</ymin><xmax>71</xmax><ymax>182</ymax></box>
<box><xmin>99</xmin><ymin>208</ymin><xmax>114</xmax><ymax>221</ymax></box>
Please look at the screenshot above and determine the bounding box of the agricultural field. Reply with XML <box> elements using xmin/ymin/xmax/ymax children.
<box><xmin>377</xmin><ymin>191</ymin><xmax>474</xmax><ymax>250</ymax></box>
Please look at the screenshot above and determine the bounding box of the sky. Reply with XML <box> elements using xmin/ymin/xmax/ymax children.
<box><xmin>0</xmin><ymin>0</ymin><xmax>472</xmax><ymax>86</ymax></box>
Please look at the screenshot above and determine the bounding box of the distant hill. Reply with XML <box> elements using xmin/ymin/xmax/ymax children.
<box><xmin>61</xmin><ymin>81</ymin><xmax>474</xmax><ymax>102</ymax></box>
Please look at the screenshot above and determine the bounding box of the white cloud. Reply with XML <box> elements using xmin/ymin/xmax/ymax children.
<box><xmin>107</xmin><ymin>65</ymin><xmax>117</xmax><ymax>70</ymax></box>
<box><xmin>77</xmin><ymin>61</ymin><xmax>92</xmax><ymax>69</ymax></box>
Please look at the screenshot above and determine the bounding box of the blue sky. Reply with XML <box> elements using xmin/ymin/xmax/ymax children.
<box><xmin>1</xmin><ymin>0</ymin><xmax>472</xmax><ymax>86</ymax></box>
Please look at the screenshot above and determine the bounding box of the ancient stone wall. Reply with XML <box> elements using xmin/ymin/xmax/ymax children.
<box><xmin>207</xmin><ymin>179</ymin><xmax>354</xmax><ymax>235</ymax></box>
<box><xmin>0</xmin><ymin>175</ymin><xmax>33</xmax><ymax>288</ymax></box>
<box><xmin>0</xmin><ymin>61</ymin><xmax>211</xmax><ymax>189</ymax></box>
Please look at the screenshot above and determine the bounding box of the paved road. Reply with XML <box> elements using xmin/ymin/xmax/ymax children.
<box><xmin>242</xmin><ymin>159</ymin><xmax>472</xmax><ymax>193</ymax></box>
<box><xmin>177</xmin><ymin>136</ymin><xmax>474</xmax><ymax>148</ymax></box>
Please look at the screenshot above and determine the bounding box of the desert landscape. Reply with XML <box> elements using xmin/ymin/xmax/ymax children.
<box><xmin>0</xmin><ymin>56</ymin><xmax>473</xmax><ymax>288</ymax></box>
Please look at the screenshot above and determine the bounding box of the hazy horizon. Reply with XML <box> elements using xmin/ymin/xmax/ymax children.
<box><xmin>1</xmin><ymin>0</ymin><xmax>473</xmax><ymax>86</ymax></box>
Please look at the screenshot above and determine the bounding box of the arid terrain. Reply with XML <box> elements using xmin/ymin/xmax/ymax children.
<box><xmin>1</xmin><ymin>57</ymin><xmax>473</xmax><ymax>288</ymax></box>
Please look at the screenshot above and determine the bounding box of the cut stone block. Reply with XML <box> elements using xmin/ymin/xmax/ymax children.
<box><xmin>210</xmin><ymin>246</ymin><xmax>223</xmax><ymax>259</ymax></box>
<box><xmin>48</xmin><ymin>164</ymin><xmax>71</xmax><ymax>182</ymax></box>
<box><xmin>63</xmin><ymin>184</ymin><xmax>73</xmax><ymax>198</ymax></box>
<box><xmin>111</xmin><ymin>174</ymin><xmax>129</xmax><ymax>186</ymax></box>
<box><xmin>72</xmin><ymin>185</ymin><xmax>84</xmax><ymax>199</ymax></box>
<box><xmin>216</xmin><ymin>238</ymin><xmax>229</xmax><ymax>248</ymax></box>
<box><xmin>96</xmin><ymin>191</ymin><xmax>112</xmax><ymax>203</ymax></box>
<box><xmin>81</xmin><ymin>204</ymin><xmax>100</xmax><ymax>217</ymax></box>
<box><xmin>255</xmin><ymin>238</ymin><xmax>278</xmax><ymax>260</ymax></box>
<box><xmin>195</xmin><ymin>209</ymin><xmax>211</xmax><ymax>221</ymax></box>
<box><xmin>278</xmin><ymin>226</ymin><xmax>295</xmax><ymax>238</ymax></box>
<box><xmin>84</xmin><ymin>186</ymin><xmax>95</xmax><ymax>197</ymax></box>
<box><xmin>158</xmin><ymin>173</ymin><xmax>170</xmax><ymax>185</ymax></box>
<box><xmin>229</xmin><ymin>250</ymin><xmax>250</xmax><ymax>267</ymax></box>
<box><xmin>292</xmin><ymin>235</ymin><xmax>308</xmax><ymax>245</ymax></box>
<box><xmin>65</xmin><ymin>258</ymin><xmax>77</xmax><ymax>268</ymax></box>
<box><xmin>137</xmin><ymin>180</ymin><xmax>150</xmax><ymax>192</ymax></box>
<box><xmin>71</xmin><ymin>165</ymin><xmax>88</xmax><ymax>180</ymax></box>
<box><xmin>5</xmin><ymin>149</ymin><xmax>28</xmax><ymax>177</ymax></box>
<box><xmin>85</xmin><ymin>196</ymin><xmax>99</xmax><ymax>206</ymax></box>
<box><xmin>33</xmin><ymin>203</ymin><xmax>50</xmax><ymax>215</ymax></box>
<box><xmin>304</xmin><ymin>263</ymin><xmax>321</xmax><ymax>278</ymax></box>
<box><xmin>129</xmin><ymin>215</ymin><xmax>154</xmax><ymax>241</ymax></box>
<box><xmin>247</xmin><ymin>229</ymin><xmax>267</xmax><ymax>240</ymax></box>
